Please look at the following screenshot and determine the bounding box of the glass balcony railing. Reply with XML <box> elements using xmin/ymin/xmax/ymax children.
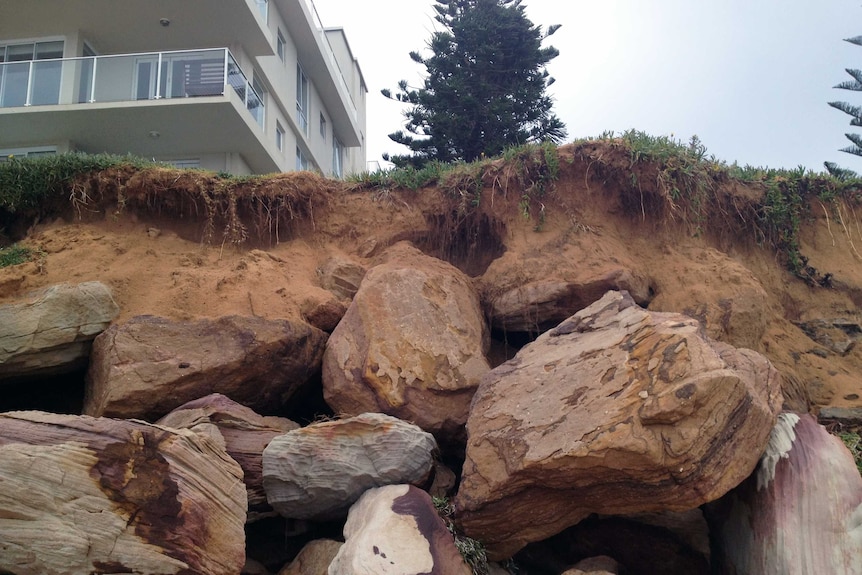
<box><xmin>0</xmin><ymin>48</ymin><xmax>264</xmax><ymax>127</ymax></box>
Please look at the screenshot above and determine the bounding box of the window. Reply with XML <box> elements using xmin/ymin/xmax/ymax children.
<box><xmin>169</xmin><ymin>159</ymin><xmax>201</xmax><ymax>169</ymax></box>
<box><xmin>296</xmin><ymin>64</ymin><xmax>309</xmax><ymax>135</ymax></box>
<box><xmin>319</xmin><ymin>113</ymin><xmax>327</xmax><ymax>141</ymax></box>
<box><xmin>332</xmin><ymin>137</ymin><xmax>344</xmax><ymax>178</ymax></box>
<box><xmin>78</xmin><ymin>43</ymin><xmax>97</xmax><ymax>103</ymax></box>
<box><xmin>296</xmin><ymin>146</ymin><xmax>308</xmax><ymax>171</ymax></box>
<box><xmin>0</xmin><ymin>146</ymin><xmax>57</xmax><ymax>162</ymax></box>
<box><xmin>0</xmin><ymin>40</ymin><xmax>64</xmax><ymax>107</ymax></box>
<box><xmin>276</xmin><ymin>121</ymin><xmax>285</xmax><ymax>151</ymax></box>
<box><xmin>250</xmin><ymin>72</ymin><xmax>266</xmax><ymax>126</ymax></box>
<box><xmin>135</xmin><ymin>50</ymin><xmax>225</xmax><ymax>101</ymax></box>
<box><xmin>277</xmin><ymin>30</ymin><xmax>286</xmax><ymax>62</ymax></box>
<box><xmin>255</xmin><ymin>0</ymin><xmax>268</xmax><ymax>23</ymax></box>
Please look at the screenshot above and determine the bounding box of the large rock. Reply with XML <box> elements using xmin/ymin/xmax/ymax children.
<box><xmin>278</xmin><ymin>539</ymin><xmax>343</xmax><ymax>575</ymax></box>
<box><xmin>328</xmin><ymin>484</ymin><xmax>471</xmax><ymax>575</ymax></box>
<box><xmin>322</xmin><ymin>243</ymin><xmax>490</xmax><ymax>442</ymax></box>
<box><xmin>157</xmin><ymin>393</ymin><xmax>299</xmax><ymax>521</ymax></box>
<box><xmin>707</xmin><ymin>413</ymin><xmax>862</xmax><ymax>575</ymax></box>
<box><xmin>479</xmin><ymin>250</ymin><xmax>651</xmax><ymax>333</ymax></box>
<box><xmin>0</xmin><ymin>410</ymin><xmax>246</xmax><ymax>575</ymax></box>
<box><xmin>486</xmin><ymin>269</ymin><xmax>652</xmax><ymax>333</ymax></box>
<box><xmin>84</xmin><ymin>314</ymin><xmax>328</xmax><ymax>420</ymax></box>
<box><xmin>455</xmin><ymin>290</ymin><xmax>782</xmax><ymax>559</ymax></box>
<box><xmin>649</xmin><ymin>250</ymin><xmax>771</xmax><ymax>351</ymax></box>
<box><xmin>318</xmin><ymin>256</ymin><xmax>366</xmax><ymax>301</ymax></box>
<box><xmin>0</xmin><ymin>281</ymin><xmax>118</xmax><ymax>380</ymax></box>
<box><xmin>263</xmin><ymin>412</ymin><xmax>437</xmax><ymax>521</ymax></box>
<box><xmin>819</xmin><ymin>406</ymin><xmax>862</xmax><ymax>426</ymax></box>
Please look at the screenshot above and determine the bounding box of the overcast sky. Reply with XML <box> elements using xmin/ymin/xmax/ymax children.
<box><xmin>313</xmin><ymin>0</ymin><xmax>861</xmax><ymax>173</ymax></box>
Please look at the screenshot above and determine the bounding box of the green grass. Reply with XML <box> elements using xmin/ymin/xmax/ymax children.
<box><xmin>839</xmin><ymin>431</ymin><xmax>862</xmax><ymax>476</ymax></box>
<box><xmin>432</xmin><ymin>496</ymin><xmax>491</xmax><ymax>575</ymax></box>
<box><xmin>0</xmin><ymin>152</ymin><xmax>160</xmax><ymax>215</ymax></box>
<box><xmin>581</xmin><ymin>130</ymin><xmax>862</xmax><ymax>278</ymax></box>
<box><xmin>0</xmin><ymin>243</ymin><xmax>35</xmax><ymax>267</ymax></box>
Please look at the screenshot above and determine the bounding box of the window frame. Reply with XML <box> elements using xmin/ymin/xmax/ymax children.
<box><xmin>295</xmin><ymin>145</ymin><xmax>308</xmax><ymax>171</ymax></box>
<box><xmin>276</xmin><ymin>121</ymin><xmax>285</xmax><ymax>152</ymax></box>
<box><xmin>296</xmin><ymin>63</ymin><xmax>309</xmax><ymax>136</ymax></box>
<box><xmin>277</xmin><ymin>30</ymin><xmax>286</xmax><ymax>62</ymax></box>
<box><xmin>332</xmin><ymin>136</ymin><xmax>344</xmax><ymax>178</ymax></box>
<box><xmin>255</xmin><ymin>0</ymin><xmax>269</xmax><ymax>23</ymax></box>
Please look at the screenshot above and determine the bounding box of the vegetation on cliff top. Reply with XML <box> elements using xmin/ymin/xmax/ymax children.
<box><xmin>1</xmin><ymin>132</ymin><xmax>861</xmax><ymax>280</ymax></box>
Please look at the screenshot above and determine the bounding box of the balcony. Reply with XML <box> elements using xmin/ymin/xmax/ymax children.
<box><xmin>0</xmin><ymin>48</ymin><xmax>264</xmax><ymax>127</ymax></box>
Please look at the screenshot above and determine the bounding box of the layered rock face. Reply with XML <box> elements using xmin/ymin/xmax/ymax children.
<box><xmin>263</xmin><ymin>412</ymin><xmax>437</xmax><ymax>520</ymax></box>
<box><xmin>708</xmin><ymin>413</ymin><xmax>862</xmax><ymax>575</ymax></box>
<box><xmin>0</xmin><ymin>410</ymin><xmax>247</xmax><ymax>575</ymax></box>
<box><xmin>156</xmin><ymin>393</ymin><xmax>299</xmax><ymax>520</ymax></box>
<box><xmin>328</xmin><ymin>484</ymin><xmax>471</xmax><ymax>575</ymax></box>
<box><xmin>322</xmin><ymin>243</ymin><xmax>490</xmax><ymax>442</ymax></box>
<box><xmin>85</xmin><ymin>314</ymin><xmax>328</xmax><ymax>420</ymax></box>
<box><xmin>455</xmin><ymin>291</ymin><xmax>783</xmax><ymax>559</ymax></box>
<box><xmin>0</xmin><ymin>281</ymin><xmax>118</xmax><ymax>379</ymax></box>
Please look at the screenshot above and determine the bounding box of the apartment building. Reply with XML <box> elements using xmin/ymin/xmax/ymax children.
<box><xmin>0</xmin><ymin>0</ymin><xmax>367</xmax><ymax>176</ymax></box>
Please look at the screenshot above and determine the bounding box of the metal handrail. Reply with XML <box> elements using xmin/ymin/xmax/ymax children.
<box><xmin>0</xmin><ymin>47</ymin><xmax>264</xmax><ymax>126</ymax></box>
<box><xmin>301</xmin><ymin>0</ymin><xmax>357</xmax><ymax>112</ymax></box>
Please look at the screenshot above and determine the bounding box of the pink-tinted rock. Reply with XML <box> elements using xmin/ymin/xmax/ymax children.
<box><xmin>328</xmin><ymin>484</ymin><xmax>471</xmax><ymax>575</ymax></box>
<box><xmin>455</xmin><ymin>290</ymin><xmax>782</xmax><ymax>559</ymax></box>
<box><xmin>157</xmin><ymin>393</ymin><xmax>299</xmax><ymax>520</ymax></box>
<box><xmin>707</xmin><ymin>413</ymin><xmax>862</xmax><ymax>575</ymax></box>
<box><xmin>322</xmin><ymin>243</ymin><xmax>489</xmax><ymax>442</ymax></box>
<box><xmin>84</xmin><ymin>314</ymin><xmax>328</xmax><ymax>420</ymax></box>
<box><xmin>0</xmin><ymin>410</ymin><xmax>246</xmax><ymax>575</ymax></box>
<box><xmin>263</xmin><ymin>412</ymin><xmax>437</xmax><ymax>520</ymax></box>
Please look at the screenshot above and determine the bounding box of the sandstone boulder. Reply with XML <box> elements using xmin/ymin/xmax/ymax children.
<box><xmin>263</xmin><ymin>412</ymin><xmax>437</xmax><ymax>521</ymax></box>
<box><xmin>647</xmin><ymin>247</ymin><xmax>772</xmax><ymax>351</ymax></box>
<box><xmin>455</xmin><ymin>290</ymin><xmax>782</xmax><ymax>559</ymax></box>
<box><xmin>0</xmin><ymin>410</ymin><xmax>246</xmax><ymax>575</ymax></box>
<box><xmin>819</xmin><ymin>406</ymin><xmax>862</xmax><ymax>426</ymax></box>
<box><xmin>707</xmin><ymin>413</ymin><xmax>862</xmax><ymax>575</ymax></box>
<box><xmin>328</xmin><ymin>484</ymin><xmax>471</xmax><ymax>575</ymax></box>
<box><xmin>486</xmin><ymin>269</ymin><xmax>652</xmax><ymax>333</ymax></box>
<box><xmin>318</xmin><ymin>256</ymin><xmax>366</xmax><ymax>301</ymax></box>
<box><xmin>278</xmin><ymin>539</ymin><xmax>343</xmax><ymax>575</ymax></box>
<box><xmin>322</xmin><ymin>243</ymin><xmax>489</xmax><ymax>442</ymax></box>
<box><xmin>157</xmin><ymin>393</ymin><xmax>299</xmax><ymax>520</ymax></box>
<box><xmin>477</xmin><ymin>242</ymin><xmax>653</xmax><ymax>335</ymax></box>
<box><xmin>0</xmin><ymin>281</ymin><xmax>118</xmax><ymax>380</ymax></box>
<box><xmin>84</xmin><ymin>314</ymin><xmax>328</xmax><ymax>420</ymax></box>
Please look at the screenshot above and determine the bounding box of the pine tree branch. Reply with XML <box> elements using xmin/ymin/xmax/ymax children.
<box><xmin>824</xmin><ymin>161</ymin><xmax>859</xmax><ymax>180</ymax></box>
<box><xmin>829</xmin><ymin>101</ymin><xmax>862</xmax><ymax>120</ymax></box>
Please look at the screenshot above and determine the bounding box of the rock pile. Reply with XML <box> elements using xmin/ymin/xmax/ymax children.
<box><xmin>0</xmin><ymin>240</ymin><xmax>858</xmax><ymax>574</ymax></box>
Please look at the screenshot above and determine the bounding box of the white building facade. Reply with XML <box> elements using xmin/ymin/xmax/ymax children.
<box><xmin>0</xmin><ymin>0</ymin><xmax>367</xmax><ymax>176</ymax></box>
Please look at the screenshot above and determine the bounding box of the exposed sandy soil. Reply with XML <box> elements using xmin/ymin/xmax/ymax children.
<box><xmin>2</xmin><ymin>142</ymin><xmax>861</xmax><ymax>414</ymax></box>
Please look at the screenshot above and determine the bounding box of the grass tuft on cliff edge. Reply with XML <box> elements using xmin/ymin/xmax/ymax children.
<box><xmin>3</xmin><ymin>134</ymin><xmax>861</xmax><ymax>280</ymax></box>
